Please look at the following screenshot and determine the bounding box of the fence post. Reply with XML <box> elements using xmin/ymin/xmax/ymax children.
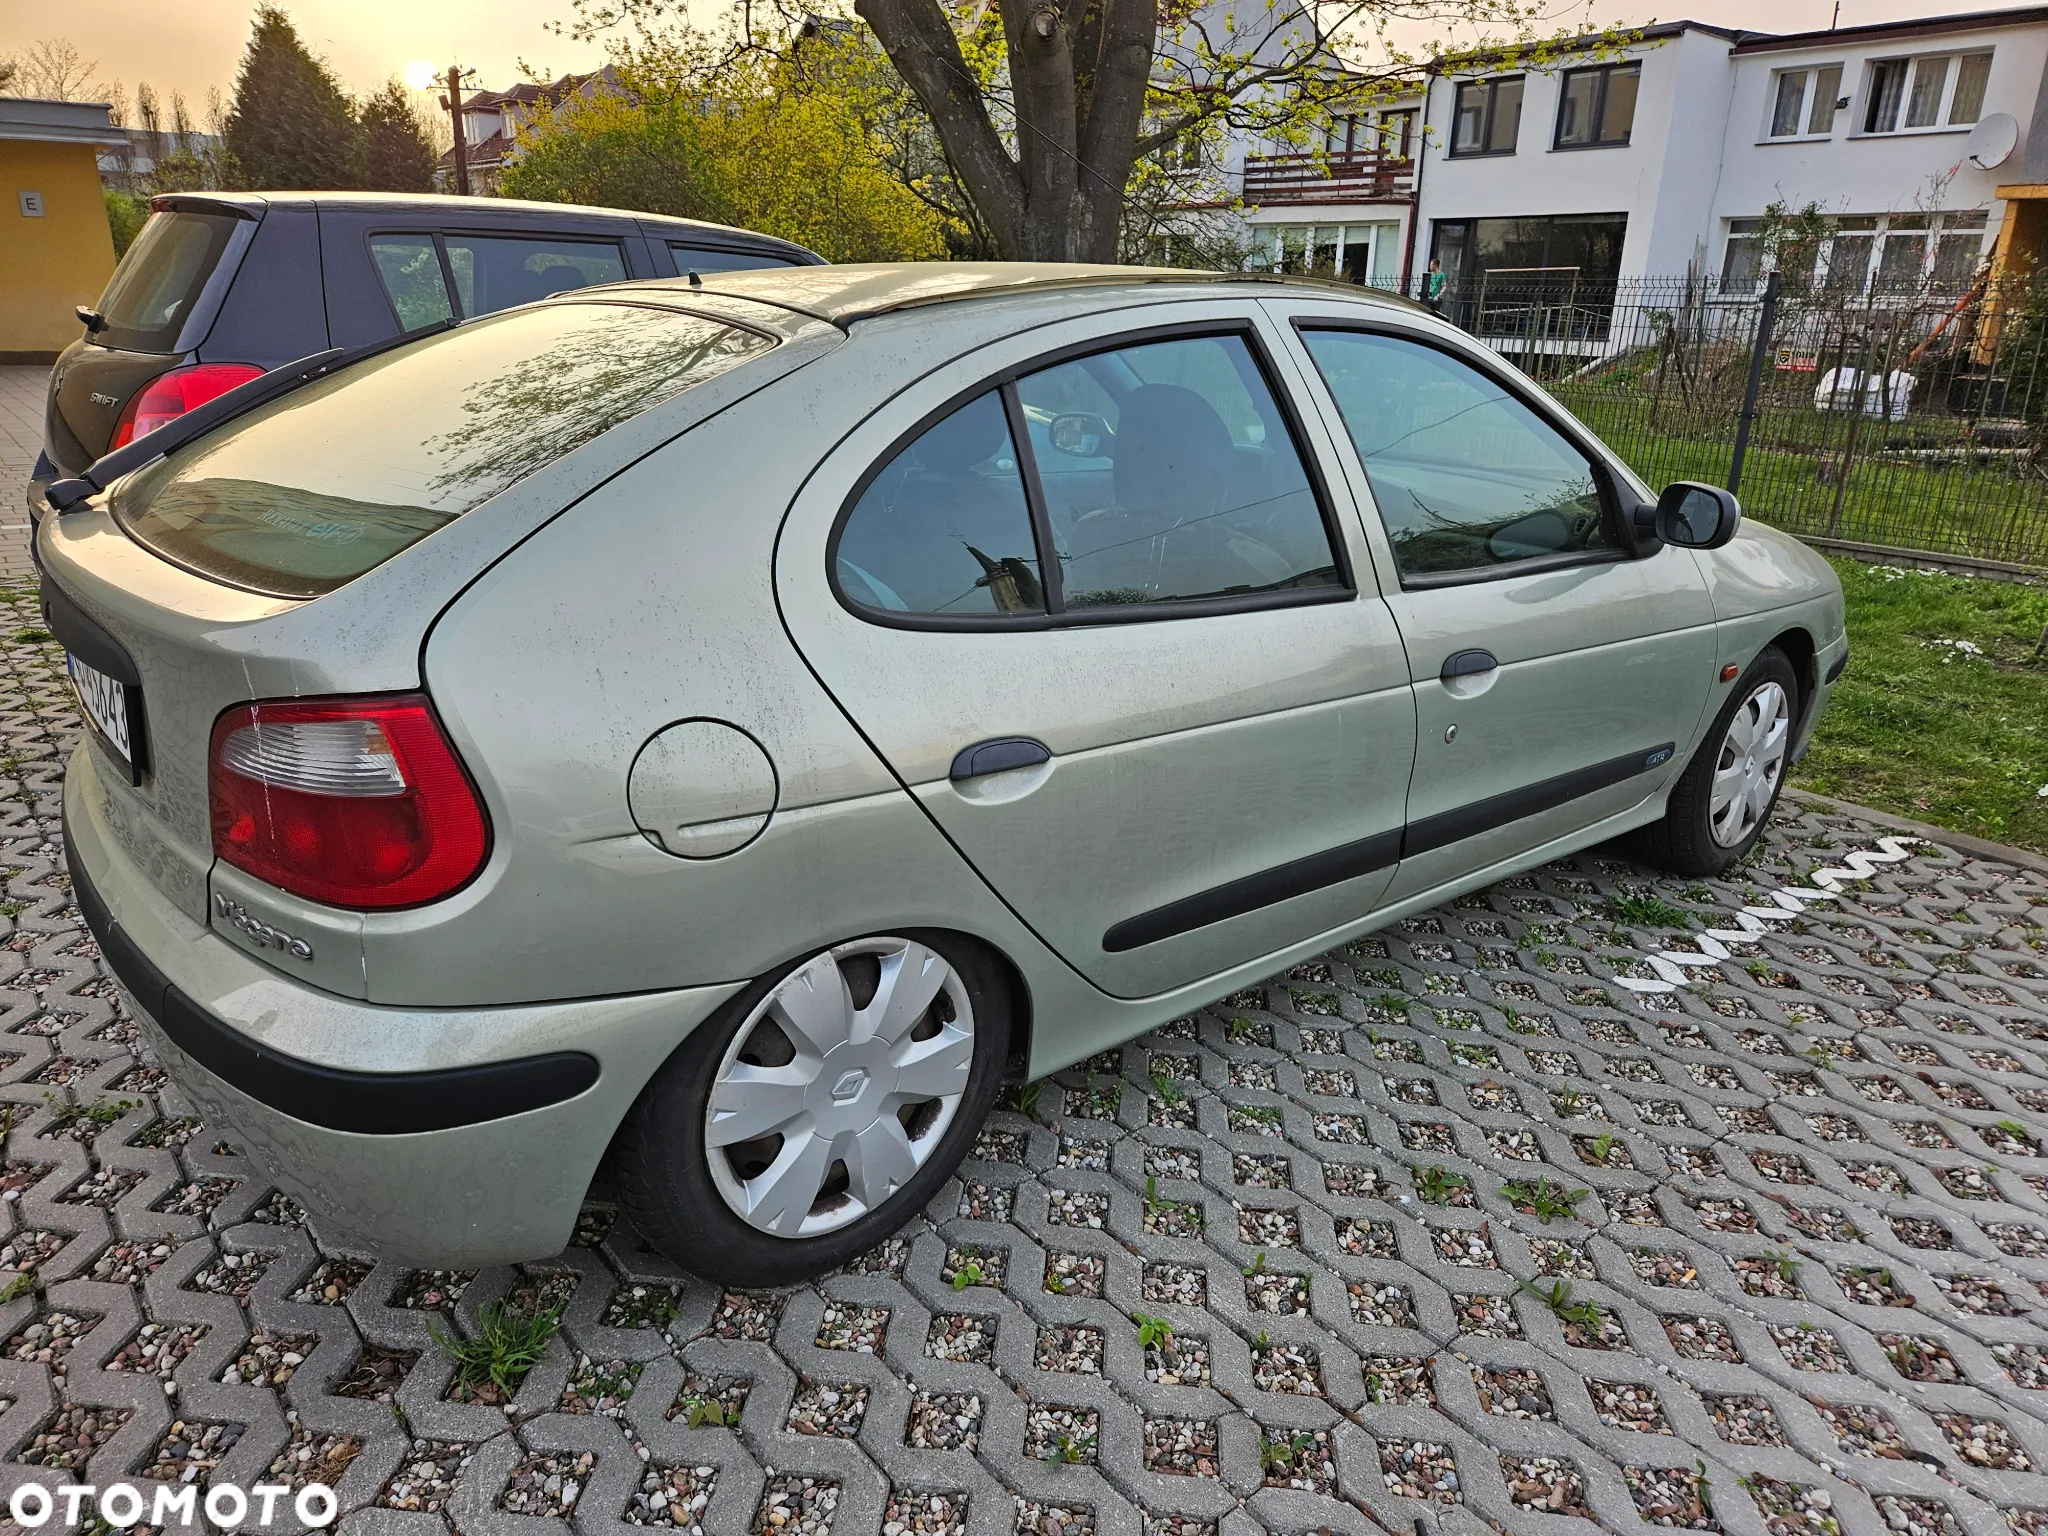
<box><xmin>1728</xmin><ymin>270</ymin><xmax>1780</xmax><ymax>496</ymax></box>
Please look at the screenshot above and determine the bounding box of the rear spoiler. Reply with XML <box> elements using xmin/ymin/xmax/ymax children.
<box><xmin>45</xmin><ymin>318</ymin><xmax>458</xmax><ymax>514</ymax></box>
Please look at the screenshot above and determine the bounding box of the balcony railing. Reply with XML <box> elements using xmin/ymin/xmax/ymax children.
<box><xmin>1241</xmin><ymin>151</ymin><xmax>1416</xmax><ymax>206</ymax></box>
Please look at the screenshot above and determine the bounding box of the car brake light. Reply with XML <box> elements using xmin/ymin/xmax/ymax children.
<box><xmin>209</xmin><ymin>695</ymin><xmax>490</xmax><ymax>910</ymax></box>
<box><xmin>110</xmin><ymin>363</ymin><xmax>265</xmax><ymax>450</ymax></box>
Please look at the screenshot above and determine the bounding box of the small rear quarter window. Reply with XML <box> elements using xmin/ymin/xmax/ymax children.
<box><xmin>95</xmin><ymin>210</ymin><xmax>240</xmax><ymax>352</ymax></box>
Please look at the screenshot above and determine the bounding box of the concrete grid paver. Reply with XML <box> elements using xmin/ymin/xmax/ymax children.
<box><xmin>0</xmin><ymin>573</ymin><xmax>2040</xmax><ymax>1535</ymax></box>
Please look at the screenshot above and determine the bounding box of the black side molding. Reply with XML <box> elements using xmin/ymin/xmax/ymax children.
<box><xmin>1099</xmin><ymin>743</ymin><xmax>1677</xmax><ymax>952</ymax></box>
<box><xmin>1103</xmin><ymin>829</ymin><xmax>1402</xmax><ymax>953</ymax></box>
<box><xmin>1823</xmin><ymin>648</ymin><xmax>1848</xmax><ymax>685</ymax></box>
<box><xmin>1402</xmin><ymin>744</ymin><xmax>1674</xmax><ymax>859</ymax></box>
<box><xmin>66</xmin><ymin>833</ymin><xmax>598</xmax><ymax>1135</ymax></box>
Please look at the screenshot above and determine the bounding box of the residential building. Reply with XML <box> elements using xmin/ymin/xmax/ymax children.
<box><xmin>0</xmin><ymin>97</ymin><xmax>123</xmax><ymax>360</ymax></box>
<box><xmin>1226</xmin><ymin>5</ymin><xmax>2048</xmax><ymax>300</ymax></box>
<box><xmin>436</xmin><ymin>68</ymin><xmax>619</xmax><ymax>192</ymax></box>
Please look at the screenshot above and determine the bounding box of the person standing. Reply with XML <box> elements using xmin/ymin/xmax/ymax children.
<box><xmin>1423</xmin><ymin>257</ymin><xmax>1447</xmax><ymax>314</ymax></box>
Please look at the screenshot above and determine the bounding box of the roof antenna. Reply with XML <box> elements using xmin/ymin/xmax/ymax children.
<box><xmin>687</xmin><ymin>269</ymin><xmax>702</xmax><ymax>288</ymax></box>
<box><xmin>1831</xmin><ymin>0</ymin><xmax>1840</xmax><ymax>27</ymax></box>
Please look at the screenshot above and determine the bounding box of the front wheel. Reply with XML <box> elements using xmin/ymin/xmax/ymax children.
<box><xmin>613</xmin><ymin>932</ymin><xmax>1011</xmax><ymax>1285</ymax></box>
<box><xmin>1634</xmin><ymin>648</ymin><xmax>1798</xmax><ymax>877</ymax></box>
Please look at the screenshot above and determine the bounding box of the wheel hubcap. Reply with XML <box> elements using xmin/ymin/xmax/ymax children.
<box><xmin>704</xmin><ymin>938</ymin><xmax>974</xmax><ymax>1238</ymax></box>
<box><xmin>1708</xmin><ymin>678</ymin><xmax>1790</xmax><ymax>848</ymax></box>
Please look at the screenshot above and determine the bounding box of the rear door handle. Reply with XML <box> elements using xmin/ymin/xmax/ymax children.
<box><xmin>949</xmin><ymin>737</ymin><xmax>1051</xmax><ymax>781</ymax></box>
<box><xmin>1440</xmin><ymin>649</ymin><xmax>1498</xmax><ymax>681</ymax></box>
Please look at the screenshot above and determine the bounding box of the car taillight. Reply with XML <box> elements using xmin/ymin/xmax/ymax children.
<box><xmin>110</xmin><ymin>362</ymin><xmax>265</xmax><ymax>449</ymax></box>
<box><xmin>209</xmin><ymin>695</ymin><xmax>490</xmax><ymax>910</ymax></box>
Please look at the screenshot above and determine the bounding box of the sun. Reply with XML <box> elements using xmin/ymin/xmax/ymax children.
<box><xmin>402</xmin><ymin>60</ymin><xmax>440</xmax><ymax>90</ymax></box>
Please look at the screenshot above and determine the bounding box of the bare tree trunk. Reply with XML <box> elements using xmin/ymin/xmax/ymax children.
<box><xmin>853</xmin><ymin>0</ymin><xmax>1157</xmax><ymax>262</ymax></box>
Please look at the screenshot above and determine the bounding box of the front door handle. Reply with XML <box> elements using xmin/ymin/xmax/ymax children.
<box><xmin>1440</xmin><ymin>649</ymin><xmax>1498</xmax><ymax>681</ymax></box>
<box><xmin>950</xmin><ymin>737</ymin><xmax>1051</xmax><ymax>781</ymax></box>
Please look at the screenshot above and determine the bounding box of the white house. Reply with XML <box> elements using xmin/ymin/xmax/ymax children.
<box><xmin>1229</xmin><ymin>5</ymin><xmax>2048</xmax><ymax>297</ymax></box>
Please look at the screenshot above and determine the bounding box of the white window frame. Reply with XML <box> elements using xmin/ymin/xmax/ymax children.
<box><xmin>1856</xmin><ymin>49</ymin><xmax>1993</xmax><ymax>136</ymax></box>
<box><xmin>1761</xmin><ymin>63</ymin><xmax>1845</xmax><ymax>141</ymax></box>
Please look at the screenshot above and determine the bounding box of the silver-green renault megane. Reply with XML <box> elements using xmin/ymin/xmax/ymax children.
<box><xmin>40</xmin><ymin>264</ymin><xmax>1844</xmax><ymax>1283</ymax></box>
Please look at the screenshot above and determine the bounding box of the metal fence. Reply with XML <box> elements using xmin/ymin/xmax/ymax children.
<box><xmin>1412</xmin><ymin>271</ymin><xmax>2048</xmax><ymax>571</ymax></box>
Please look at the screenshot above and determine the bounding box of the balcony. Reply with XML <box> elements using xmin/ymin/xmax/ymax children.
<box><xmin>1241</xmin><ymin>151</ymin><xmax>1415</xmax><ymax>206</ymax></box>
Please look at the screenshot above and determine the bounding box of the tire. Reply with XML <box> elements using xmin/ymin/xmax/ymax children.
<box><xmin>1634</xmin><ymin>647</ymin><xmax>1799</xmax><ymax>878</ymax></box>
<box><xmin>613</xmin><ymin>930</ymin><xmax>1012</xmax><ymax>1285</ymax></box>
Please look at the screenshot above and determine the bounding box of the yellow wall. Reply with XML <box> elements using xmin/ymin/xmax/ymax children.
<box><xmin>0</xmin><ymin>139</ymin><xmax>117</xmax><ymax>359</ymax></box>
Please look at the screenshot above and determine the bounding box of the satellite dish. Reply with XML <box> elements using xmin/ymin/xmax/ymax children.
<box><xmin>1968</xmin><ymin>112</ymin><xmax>2018</xmax><ymax>170</ymax></box>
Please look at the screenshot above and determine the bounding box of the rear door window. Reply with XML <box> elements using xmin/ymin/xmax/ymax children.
<box><xmin>95</xmin><ymin>210</ymin><xmax>241</xmax><ymax>352</ymax></box>
<box><xmin>670</xmin><ymin>244</ymin><xmax>798</xmax><ymax>275</ymax></box>
<box><xmin>444</xmin><ymin>234</ymin><xmax>626</xmax><ymax>315</ymax></box>
<box><xmin>368</xmin><ymin>232</ymin><xmax>627</xmax><ymax>327</ymax></box>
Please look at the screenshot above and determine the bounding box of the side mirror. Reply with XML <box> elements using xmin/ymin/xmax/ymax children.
<box><xmin>1654</xmin><ymin>481</ymin><xmax>1742</xmax><ymax>549</ymax></box>
<box><xmin>1047</xmin><ymin>411</ymin><xmax>1110</xmax><ymax>458</ymax></box>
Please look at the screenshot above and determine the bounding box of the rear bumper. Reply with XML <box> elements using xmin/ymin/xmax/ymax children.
<box><xmin>63</xmin><ymin>746</ymin><xmax>740</xmax><ymax>1264</ymax></box>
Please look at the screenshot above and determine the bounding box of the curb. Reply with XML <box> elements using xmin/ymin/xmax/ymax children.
<box><xmin>1782</xmin><ymin>784</ymin><xmax>2048</xmax><ymax>875</ymax></box>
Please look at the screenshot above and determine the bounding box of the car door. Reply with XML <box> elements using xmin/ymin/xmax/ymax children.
<box><xmin>1275</xmin><ymin>306</ymin><xmax>1718</xmax><ymax>902</ymax></box>
<box><xmin>777</xmin><ymin>304</ymin><xmax>1418</xmax><ymax>999</ymax></box>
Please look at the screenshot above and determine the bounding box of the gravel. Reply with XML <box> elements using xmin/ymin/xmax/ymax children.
<box><xmin>905</xmin><ymin>1391</ymin><xmax>980</xmax><ymax>1451</ymax></box>
<box><xmin>1142</xmin><ymin>1416</ymin><xmax>1219</xmax><ymax>1477</ymax></box>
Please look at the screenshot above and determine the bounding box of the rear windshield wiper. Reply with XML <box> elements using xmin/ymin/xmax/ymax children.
<box><xmin>45</xmin><ymin>318</ymin><xmax>459</xmax><ymax>514</ymax></box>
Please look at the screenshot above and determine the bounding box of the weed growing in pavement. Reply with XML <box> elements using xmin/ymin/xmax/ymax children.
<box><xmin>1242</xmin><ymin>1252</ymin><xmax>1267</xmax><ymax>1276</ymax></box>
<box><xmin>1001</xmin><ymin>1081</ymin><xmax>1043</xmax><ymax>1117</ymax></box>
<box><xmin>1149</xmin><ymin>1066</ymin><xmax>1185</xmax><ymax>1105</ymax></box>
<box><xmin>675</xmin><ymin>1394</ymin><xmax>727</xmax><ymax>1428</ymax></box>
<box><xmin>42</xmin><ymin>1093</ymin><xmax>141</xmax><ymax>1132</ymax></box>
<box><xmin>1521</xmin><ymin>1277</ymin><xmax>1602</xmax><ymax>1328</ymax></box>
<box><xmin>1502</xmin><ymin>1176</ymin><xmax>1588</xmax><ymax>1222</ymax></box>
<box><xmin>433</xmin><ymin>1296</ymin><xmax>564</xmax><ymax>1395</ymax></box>
<box><xmin>1234</xmin><ymin>1102</ymin><xmax>1282</xmax><ymax>1128</ymax></box>
<box><xmin>1415</xmin><ymin>1166</ymin><xmax>1472</xmax><ymax>1206</ymax></box>
<box><xmin>1048</xmin><ymin>1428</ymin><xmax>1096</xmax><ymax>1464</ymax></box>
<box><xmin>1584</xmin><ymin>1132</ymin><xmax>1619</xmax><ymax>1164</ymax></box>
<box><xmin>1606</xmin><ymin>887</ymin><xmax>1692</xmax><ymax>928</ymax></box>
<box><xmin>1227</xmin><ymin>1016</ymin><xmax>1259</xmax><ymax>1042</ymax></box>
<box><xmin>949</xmin><ymin>1260</ymin><xmax>982</xmax><ymax>1292</ymax></box>
<box><xmin>1133</xmin><ymin>1312</ymin><xmax>1174</xmax><ymax>1350</ymax></box>
<box><xmin>1763</xmin><ymin>1250</ymin><xmax>1802</xmax><ymax>1285</ymax></box>
<box><xmin>1260</xmin><ymin>1432</ymin><xmax>1314</xmax><ymax>1474</ymax></box>
<box><xmin>0</xmin><ymin>1271</ymin><xmax>35</xmax><ymax>1304</ymax></box>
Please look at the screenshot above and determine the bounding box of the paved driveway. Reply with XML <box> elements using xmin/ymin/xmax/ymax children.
<box><xmin>2</xmin><ymin>416</ymin><xmax>2048</xmax><ymax>1536</ymax></box>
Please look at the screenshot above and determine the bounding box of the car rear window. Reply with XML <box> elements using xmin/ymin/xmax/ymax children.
<box><xmin>94</xmin><ymin>210</ymin><xmax>240</xmax><ymax>352</ymax></box>
<box><xmin>115</xmin><ymin>302</ymin><xmax>775</xmax><ymax>598</ymax></box>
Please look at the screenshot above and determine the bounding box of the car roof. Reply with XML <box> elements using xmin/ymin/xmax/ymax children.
<box><xmin>151</xmin><ymin>191</ymin><xmax>818</xmax><ymax>258</ymax></box>
<box><xmin>600</xmin><ymin>262</ymin><xmax>1430</xmax><ymax>328</ymax></box>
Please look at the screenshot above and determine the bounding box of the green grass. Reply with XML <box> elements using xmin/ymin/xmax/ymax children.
<box><xmin>1790</xmin><ymin>558</ymin><xmax>2048</xmax><ymax>852</ymax></box>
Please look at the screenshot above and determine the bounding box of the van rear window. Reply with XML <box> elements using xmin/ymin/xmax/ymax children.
<box><xmin>115</xmin><ymin>303</ymin><xmax>775</xmax><ymax>597</ymax></box>
<box><xmin>95</xmin><ymin>211</ymin><xmax>241</xmax><ymax>352</ymax></box>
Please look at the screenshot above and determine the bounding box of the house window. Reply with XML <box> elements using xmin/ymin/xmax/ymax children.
<box><xmin>1378</xmin><ymin>108</ymin><xmax>1418</xmax><ymax>159</ymax></box>
<box><xmin>1554</xmin><ymin>62</ymin><xmax>1640</xmax><ymax>148</ymax></box>
<box><xmin>1267</xmin><ymin>223</ymin><xmax>1402</xmax><ymax>286</ymax></box>
<box><xmin>1767</xmin><ymin>64</ymin><xmax>1843</xmax><ymax>137</ymax></box>
<box><xmin>1932</xmin><ymin>209</ymin><xmax>1989</xmax><ymax>283</ymax></box>
<box><xmin>1722</xmin><ymin>219</ymin><xmax>1763</xmax><ymax>291</ymax></box>
<box><xmin>1863</xmin><ymin>51</ymin><xmax>1992</xmax><ymax>133</ymax></box>
<box><xmin>1451</xmin><ymin>77</ymin><xmax>1523</xmax><ymax>156</ymax></box>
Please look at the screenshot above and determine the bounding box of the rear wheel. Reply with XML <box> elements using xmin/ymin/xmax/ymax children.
<box><xmin>614</xmin><ymin>932</ymin><xmax>1010</xmax><ymax>1285</ymax></box>
<box><xmin>1635</xmin><ymin>648</ymin><xmax>1797</xmax><ymax>877</ymax></box>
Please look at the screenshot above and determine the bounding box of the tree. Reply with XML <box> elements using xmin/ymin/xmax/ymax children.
<box><xmin>504</xmin><ymin>42</ymin><xmax>951</xmax><ymax>261</ymax></box>
<box><xmin>359</xmin><ymin>78</ymin><xmax>438</xmax><ymax>191</ymax></box>
<box><xmin>224</xmin><ymin>6</ymin><xmax>362</xmax><ymax>190</ymax></box>
<box><xmin>560</xmin><ymin>0</ymin><xmax>1630</xmax><ymax>264</ymax></box>
<box><xmin>11</xmin><ymin>38</ymin><xmax>102</xmax><ymax>101</ymax></box>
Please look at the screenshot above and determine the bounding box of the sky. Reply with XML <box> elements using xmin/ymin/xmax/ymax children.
<box><xmin>0</xmin><ymin>0</ymin><xmax>2038</xmax><ymax>114</ymax></box>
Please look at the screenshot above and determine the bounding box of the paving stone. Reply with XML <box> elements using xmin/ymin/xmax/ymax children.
<box><xmin>7</xmin><ymin>580</ymin><xmax>2048</xmax><ymax>1533</ymax></box>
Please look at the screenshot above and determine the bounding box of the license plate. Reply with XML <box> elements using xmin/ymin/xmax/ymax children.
<box><xmin>68</xmin><ymin>652</ymin><xmax>137</xmax><ymax>779</ymax></box>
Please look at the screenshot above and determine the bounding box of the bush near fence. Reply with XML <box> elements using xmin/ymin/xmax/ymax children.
<box><xmin>1413</xmin><ymin>271</ymin><xmax>2048</xmax><ymax>571</ymax></box>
